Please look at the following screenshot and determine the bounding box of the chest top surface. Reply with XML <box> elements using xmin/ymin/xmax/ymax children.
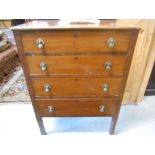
<box><xmin>11</xmin><ymin>19</ymin><xmax>140</xmax><ymax>30</ymax></box>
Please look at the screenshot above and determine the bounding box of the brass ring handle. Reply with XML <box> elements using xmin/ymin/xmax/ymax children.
<box><xmin>47</xmin><ymin>105</ymin><xmax>54</xmax><ymax>112</ymax></box>
<box><xmin>104</xmin><ymin>61</ymin><xmax>112</xmax><ymax>70</ymax></box>
<box><xmin>36</xmin><ymin>38</ymin><xmax>45</xmax><ymax>48</ymax></box>
<box><xmin>107</xmin><ymin>37</ymin><xmax>116</xmax><ymax>48</ymax></box>
<box><xmin>40</xmin><ymin>62</ymin><xmax>48</xmax><ymax>71</ymax></box>
<box><xmin>99</xmin><ymin>105</ymin><xmax>105</xmax><ymax>112</ymax></box>
<box><xmin>102</xmin><ymin>84</ymin><xmax>109</xmax><ymax>92</ymax></box>
<box><xmin>44</xmin><ymin>84</ymin><xmax>52</xmax><ymax>92</ymax></box>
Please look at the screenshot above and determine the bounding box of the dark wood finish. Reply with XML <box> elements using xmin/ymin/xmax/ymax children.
<box><xmin>12</xmin><ymin>20</ymin><xmax>139</xmax><ymax>135</ymax></box>
<box><xmin>35</xmin><ymin>98</ymin><xmax>118</xmax><ymax>116</ymax></box>
<box><xmin>26</xmin><ymin>55</ymin><xmax>127</xmax><ymax>76</ymax></box>
<box><xmin>31</xmin><ymin>77</ymin><xmax>123</xmax><ymax>97</ymax></box>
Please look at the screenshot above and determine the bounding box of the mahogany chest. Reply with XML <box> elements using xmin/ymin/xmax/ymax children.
<box><xmin>12</xmin><ymin>20</ymin><xmax>139</xmax><ymax>134</ymax></box>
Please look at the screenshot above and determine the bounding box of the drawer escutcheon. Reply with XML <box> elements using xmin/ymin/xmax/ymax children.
<box><xmin>104</xmin><ymin>61</ymin><xmax>112</xmax><ymax>70</ymax></box>
<box><xmin>44</xmin><ymin>84</ymin><xmax>52</xmax><ymax>92</ymax></box>
<box><xmin>99</xmin><ymin>105</ymin><xmax>105</xmax><ymax>112</ymax></box>
<box><xmin>107</xmin><ymin>37</ymin><xmax>116</xmax><ymax>48</ymax></box>
<box><xmin>36</xmin><ymin>38</ymin><xmax>45</xmax><ymax>48</ymax></box>
<box><xmin>47</xmin><ymin>105</ymin><xmax>54</xmax><ymax>112</ymax></box>
<box><xmin>40</xmin><ymin>62</ymin><xmax>48</xmax><ymax>71</ymax></box>
<box><xmin>102</xmin><ymin>84</ymin><xmax>109</xmax><ymax>92</ymax></box>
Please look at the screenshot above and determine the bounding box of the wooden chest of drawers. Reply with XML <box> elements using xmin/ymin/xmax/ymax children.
<box><xmin>12</xmin><ymin>20</ymin><xmax>139</xmax><ymax>134</ymax></box>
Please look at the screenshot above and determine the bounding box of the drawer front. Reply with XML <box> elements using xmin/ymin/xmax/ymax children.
<box><xmin>26</xmin><ymin>55</ymin><xmax>127</xmax><ymax>76</ymax></box>
<box><xmin>31</xmin><ymin>77</ymin><xmax>123</xmax><ymax>97</ymax></box>
<box><xmin>35</xmin><ymin>98</ymin><xmax>118</xmax><ymax>116</ymax></box>
<box><xmin>75</xmin><ymin>31</ymin><xmax>130</xmax><ymax>52</ymax></box>
<box><xmin>21</xmin><ymin>31</ymin><xmax>75</xmax><ymax>53</ymax></box>
<box><xmin>21</xmin><ymin>30</ymin><xmax>130</xmax><ymax>53</ymax></box>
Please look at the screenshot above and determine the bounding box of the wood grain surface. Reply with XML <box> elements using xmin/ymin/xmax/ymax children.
<box><xmin>26</xmin><ymin>55</ymin><xmax>127</xmax><ymax>76</ymax></box>
<box><xmin>31</xmin><ymin>77</ymin><xmax>123</xmax><ymax>97</ymax></box>
<box><xmin>21</xmin><ymin>30</ymin><xmax>130</xmax><ymax>53</ymax></box>
<box><xmin>118</xmin><ymin>20</ymin><xmax>155</xmax><ymax>103</ymax></box>
<box><xmin>35</xmin><ymin>98</ymin><xmax>118</xmax><ymax>116</ymax></box>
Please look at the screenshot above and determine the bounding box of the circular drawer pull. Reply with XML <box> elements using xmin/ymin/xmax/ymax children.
<box><xmin>102</xmin><ymin>84</ymin><xmax>109</xmax><ymax>92</ymax></box>
<box><xmin>36</xmin><ymin>38</ymin><xmax>45</xmax><ymax>48</ymax></box>
<box><xmin>40</xmin><ymin>62</ymin><xmax>48</xmax><ymax>71</ymax></box>
<box><xmin>107</xmin><ymin>37</ymin><xmax>116</xmax><ymax>48</ymax></box>
<box><xmin>44</xmin><ymin>84</ymin><xmax>52</xmax><ymax>92</ymax></box>
<box><xmin>47</xmin><ymin>105</ymin><xmax>54</xmax><ymax>112</ymax></box>
<box><xmin>104</xmin><ymin>61</ymin><xmax>112</xmax><ymax>70</ymax></box>
<box><xmin>99</xmin><ymin>105</ymin><xmax>105</xmax><ymax>112</ymax></box>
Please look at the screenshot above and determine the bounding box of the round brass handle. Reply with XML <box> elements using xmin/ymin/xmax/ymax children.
<box><xmin>40</xmin><ymin>62</ymin><xmax>48</xmax><ymax>71</ymax></box>
<box><xmin>36</xmin><ymin>38</ymin><xmax>45</xmax><ymax>48</ymax></box>
<box><xmin>102</xmin><ymin>84</ymin><xmax>109</xmax><ymax>92</ymax></box>
<box><xmin>104</xmin><ymin>61</ymin><xmax>112</xmax><ymax>70</ymax></box>
<box><xmin>99</xmin><ymin>105</ymin><xmax>105</xmax><ymax>112</ymax></box>
<box><xmin>44</xmin><ymin>84</ymin><xmax>52</xmax><ymax>92</ymax></box>
<box><xmin>107</xmin><ymin>37</ymin><xmax>116</xmax><ymax>48</ymax></box>
<box><xmin>47</xmin><ymin>105</ymin><xmax>54</xmax><ymax>112</ymax></box>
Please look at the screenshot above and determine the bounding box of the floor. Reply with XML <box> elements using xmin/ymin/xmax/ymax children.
<box><xmin>0</xmin><ymin>96</ymin><xmax>154</xmax><ymax>135</ymax></box>
<box><xmin>0</xmin><ymin>67</ymin><xmax>31</xmax><ymax>102</ymax></box>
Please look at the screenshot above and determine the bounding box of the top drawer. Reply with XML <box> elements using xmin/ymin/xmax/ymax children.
<box><xmin>21</xmin><ymin>30</ymin><xmax>130</xmax><ymax>53</ymax></box>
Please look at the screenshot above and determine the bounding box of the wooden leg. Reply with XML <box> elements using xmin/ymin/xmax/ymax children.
<box><xmin>31</xmin><ymin>101</ymin><xmax>47</xmax><ymax>135</ymax></box>
<box><xmin>36</xmin><ymin>116</ymin><xmax>47</xmax><ymax>135</ymax></box>
<box><xmin>109</xmin><ymin>116</ymin><xmax>118</xmax><ymax>135</ymax></box>
<box><xmin>109</xmin><ymin>101</ymin><xmax>122</xmax><ymax>135</ymax></box>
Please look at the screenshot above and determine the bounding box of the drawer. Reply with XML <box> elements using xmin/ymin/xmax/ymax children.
<box><xmin>26</xmin><ymin>55</ymin><xmax>127</xmax><ymax>76</ymax></box>
<box><xmin>35</xmin><ymin>98</ymin><xmax>118</xmax><ymax>116</ymax></box>
<box><xmin>21</xmin><ymin>31</ymin><xmax>75</xmax><ymax>53</ymax></box>
<box><xmin>75</xmin><ymin>30</ymin><xmax>130</xmax><ymax>53</ymax></box>
<box><xmin>31</xmin><ymin>77</ymin><xmax>123</xmax><ymax>97</ymax></box>
<box><xmin>21</xmin><ymin>30</ymin><xmax>130</xmax><ymax>53</ymax></box>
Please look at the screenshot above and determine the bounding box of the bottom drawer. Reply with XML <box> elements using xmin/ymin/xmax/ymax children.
<box><xmin>35</xmin><ymin>98</ymin><xmax>119</xmax><ymax>117</ymax></box>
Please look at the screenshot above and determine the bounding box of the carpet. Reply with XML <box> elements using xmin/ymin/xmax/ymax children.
<box><xmin>0</xmin><ymin>66</ymin><xmax>30</xmax><ymax>102</ymax></box>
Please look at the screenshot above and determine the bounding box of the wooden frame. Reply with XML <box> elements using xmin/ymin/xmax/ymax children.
<box><xmin>116</xmin><ymin>20</ymin><xmax>155</xmax><ymax>104</ymax></box>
